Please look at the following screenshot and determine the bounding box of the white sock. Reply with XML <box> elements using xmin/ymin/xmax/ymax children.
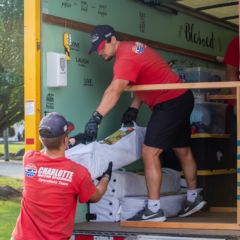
<box><xmin>187</xmin><ymin>189</ymin><xmax>198</xmax><ymax>202</ymax></box>
<box><xmin>147</xmin><ymin>199</ymin><xmax>161</xmax><ymax>213</ymax></box>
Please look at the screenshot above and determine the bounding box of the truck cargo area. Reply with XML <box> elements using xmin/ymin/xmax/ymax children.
<box><xmin>73</xmin><ymin>211</ymin><xmax>240</xmax><ymax>239</ymax></box>
<box><xmin>24</xmin><ymin>0</ymin><xmax>239</xmax><ymax>239</ymax></box>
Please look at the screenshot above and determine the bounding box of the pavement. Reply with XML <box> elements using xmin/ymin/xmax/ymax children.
<box><xmin>0</xmin><ymin>160</ymin><xmax>24</xmax><ymax>179</ymax></box>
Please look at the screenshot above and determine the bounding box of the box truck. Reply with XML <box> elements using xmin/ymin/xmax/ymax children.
<box><xmin>24</xmin><ymin>0</ymin><xmax>240</xmax><ymax>239</ymax></box>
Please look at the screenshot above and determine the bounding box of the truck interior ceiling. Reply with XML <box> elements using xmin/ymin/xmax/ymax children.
<box><xmin>137</xmin><ymin>0</ymin><xmax>239</xmax><ymax>30</ymax></box>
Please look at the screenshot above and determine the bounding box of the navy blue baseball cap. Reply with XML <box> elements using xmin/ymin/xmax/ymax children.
<box><xmin>89</xmin><ymin>25</ymin><xmax>116</xmax><ymax>54</ymax></box>
<box><xmin>39</xmin><ymin>112</ymin><xmax>74</xmax><ymax>138</ymax></box>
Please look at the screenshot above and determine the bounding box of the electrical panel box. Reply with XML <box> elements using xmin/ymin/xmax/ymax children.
<box><xmin>47</xmin><ymin>52</ymin><xmax>67</xmax><ymax>87</ymax></box>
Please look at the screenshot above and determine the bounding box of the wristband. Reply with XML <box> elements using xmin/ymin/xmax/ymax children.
<box><xmin>92</xmin><ymin>111</ymin><xmax>103</xmax><ymax>124</ymax></box>
<box><xmin>102</xmin><ymin>174</ymin><xmax>110</xmax><ymax>181</ymax></box>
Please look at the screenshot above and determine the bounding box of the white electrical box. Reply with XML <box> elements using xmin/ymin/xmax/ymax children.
<box><xmin>47</xmin><ymin>52</ymin><xmax>67</xmax><ymax>87</ymax></box>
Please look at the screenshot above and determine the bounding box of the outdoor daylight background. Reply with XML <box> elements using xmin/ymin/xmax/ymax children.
<box><xmin>0</xmin><ymin>0</ymin><xmax>24</xmax><ymax>133</ymax></box>
<box><xmin>0</xmin><ymin>0</ymin><xmax>24</xmax><ymax>239</ymax></box>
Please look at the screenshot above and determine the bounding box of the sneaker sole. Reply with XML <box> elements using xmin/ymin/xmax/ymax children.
<box><xmin>143</xmin><ymin>216</ymin><xmax>167</xmax><ymax>222</ymax></box>
<box><xmin>178</xmin><ymin>201</ymin><xmax>206</xmax><ymax>217</ymax></box>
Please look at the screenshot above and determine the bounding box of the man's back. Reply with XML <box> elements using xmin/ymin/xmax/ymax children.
<box><xmin>12</xmin><ymin>150</ymin><xmax>96</xmax><ymax>240</ymax></box>
<box><xmin>114</xmin><ymin>41</ymin><xmax>186</xmax><ymax>109</ymax></box>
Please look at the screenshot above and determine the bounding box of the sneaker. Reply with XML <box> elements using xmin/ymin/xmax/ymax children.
<box><xmin>127</xmin><ymin>206</ymin><xmax>166</xmax><ymax>222</ymax></box>
<box><xmin>178</xmin><ymin>195</ymin><xmax>206</xmax><ymax>217</ymax></box>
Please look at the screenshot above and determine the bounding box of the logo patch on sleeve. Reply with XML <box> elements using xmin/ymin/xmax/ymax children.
<box><xmin>132</xmin><ymin>42</ymin><xmax>145</xmax><ymax>54</ymax></box>
<box><xmin>25</xmin><ymin>163</ymin><xmax>37</xmax><ymax>177</ymax></box>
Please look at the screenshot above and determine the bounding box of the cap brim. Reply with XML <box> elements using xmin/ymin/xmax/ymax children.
<box><xmin>88</xmin><ymin>46</ymin><xmax>95</xmax><ymax>54</ymax></box>
<box><xmin>88</xmin><ymin>43</ymin><xmax>99</xmax><ymax>54</ymax></box>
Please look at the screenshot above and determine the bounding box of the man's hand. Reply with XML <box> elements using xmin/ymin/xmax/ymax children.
<box><xmin>121</xmin><ymin>107</ymin><xmax>139</xmax><ymax>126</ymax></box>
<box><xmin>97</xmin><ymin>162</ymin><xmax>113</xmax><ymax>181</ymax></box>
<box><xmin>68</xmin><ymin>137</ymin><xmax>77</xmax><ymax>148</ymax></box>
<box><xmin>84</xmin><ymin>111</ymin><xmax>103</xmax><ymax>142</ymax></box>
<box><xmin>90</xmin><ymin>162</ymin><xmax>113</xmax><ymax>203</ymax></box>
<box><xmin>68</xmin><ymin>133</ymin><xmax>90</xmax><ymax>148</ymax></box>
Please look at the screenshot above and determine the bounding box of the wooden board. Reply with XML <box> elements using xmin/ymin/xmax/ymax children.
<box><xmin>207</xmin><ymin>94</ymin><xmax>236</xmax><ymax>100</ymax></box>
<box><xmin>120</xmin><ymin>212</ymin><xmax>240</xmax><ymax>230</ymax></box>
<box><xmin>125</xmin><ymin>81</ymin><xmax>240</xmax><ymax>91</ymax></box>
<box><xmin>210</xmin><ymin>207</ymin><xmax>236</xmax><ymax>213</ymax></box>
<box><xmin>121</xmin><ymin>221</ymin><xmax>240</xmax><ymax>230</ymax></box>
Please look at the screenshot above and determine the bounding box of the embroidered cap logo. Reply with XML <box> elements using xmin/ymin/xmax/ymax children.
<box><xmin>91</xmin><ymin>33</ymin><xmax>99</xmax><ymax>43</ymax></box>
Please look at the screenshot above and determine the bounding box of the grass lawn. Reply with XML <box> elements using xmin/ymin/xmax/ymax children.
<box><xmin>0</xmin><ymin>176</ymin><xmax>22</xmax><ymax>240</ymax></box>
<box><xmin>0</xmin><ymin>200</ymin><xmax>21</xmax><ymax>240</ymax></box>
<box><xmin>0</xmin><ymin>177</ymin><xmax>23</xmax><ymax>189</ymax></box>
<box><xmin>0</xmin><ymin>142</ymin><xmax>24</xmax><ymax>154</ymax></box>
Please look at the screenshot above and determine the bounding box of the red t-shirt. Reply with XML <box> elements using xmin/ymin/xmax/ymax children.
<box><xmin>12</xmin><ymin>151</ymin><xmax>96</xmax><ymax>240</ymax></box>
<box><xmin>224</xmin><ymin>36</ymin><xmax>239</xmax><ymax>68</ymax></box>
<box><xmin>113</xmin><ymin>41</ymin><xmax>186</xmax><ymax>109</ymax></box>
<box><xmin>224</xmin><ymin>36</ymin><xmax>239</xmax><ymax>106</ymax></box>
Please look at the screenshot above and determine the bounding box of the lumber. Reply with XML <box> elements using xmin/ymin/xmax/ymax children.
<box><xmin>121</xmin><ymin>221</ymin><xmax>240</xmax><ymax>230</ymax></box>
<box><xmin>125</xmin><ymin>81</ymin><xmax>240</xmax><ymax>92</ymax></box>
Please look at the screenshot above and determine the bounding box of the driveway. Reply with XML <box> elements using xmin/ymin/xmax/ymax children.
<box><xmin>0</xmin><ymin>160</ymin><xmax>24</xmax><ymax>179</ymax></box>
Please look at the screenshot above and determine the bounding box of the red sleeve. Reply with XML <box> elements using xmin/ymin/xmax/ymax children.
<box><xmin>113</xmin><ymin>58</ymin><xmax>141</xmax><ymax>82</ymax></box>
<box><xmin>224</xmin><ymin>37</ymin><xmax>239</xmax><ymax>67</ymax></box>
<box><xmin>23</xmin><ymin>150</ymin><xmax>35</xmax><ymax>164</ymax></box>
<box><xmin>77</xmin><ymin>169</ymin><xmax>96</xmax><ymax>203</ymax></box>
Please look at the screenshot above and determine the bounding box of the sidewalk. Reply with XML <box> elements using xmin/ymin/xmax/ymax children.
<box><xmin>0</xmin><ymin>160</ymin><xmax>23</xmax><ymax>179</ymax></box>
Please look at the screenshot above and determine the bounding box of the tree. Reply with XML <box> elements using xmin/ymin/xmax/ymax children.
<box><xmin>0</xmin><ymin>0</ymin><xmax>24</xmax><ymax>133</ymax></box>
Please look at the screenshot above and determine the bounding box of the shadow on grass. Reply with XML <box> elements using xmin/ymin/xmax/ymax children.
<box><xmin>0</xmin><ymin>143</ymin><xmax>24</xmax><ymax>161</ymax></box>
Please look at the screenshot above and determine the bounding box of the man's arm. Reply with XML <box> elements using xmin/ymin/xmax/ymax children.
<box><xmin>96</xmin><ymin>79</ymin><xmax>129</xmax><ymax>116</ymax></box>
<box><xmin>121</xmin><ymin>94</ymin><xmax>142</xmax><ymax>126</ymax></box>
<box><xmin>226</xmin><ymin>64</ymin><xmax>239</xmax><ymax>95</ymax></box>
<box><xmin>130</xmin><ymin>94</ymin><xmax>142</xmax><ymax>109</ymax></box>
<box><xmin>226</xmin><ymin>64</ymin><xmax>239</xmax><ymax>82</ymax></box>
<box><xmin>84</xmin><ymin>79</ymin><xmax>129</xmax><ymax>141</ymax></box>
<box><xmin>89</xmin><ymin>162</ymin><xmax>113</xmax><ymax>203</ymax></box>
<box><xmin>89</xmin><ymin>177</ymin><xmax>109</xmax><ymax>202</ymax></box>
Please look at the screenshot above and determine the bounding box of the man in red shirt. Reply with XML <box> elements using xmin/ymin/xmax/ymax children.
<box><xmin>11</xmin><ymin>112</ymin><xmax>112</xmax><ymax>240</ymax></box>
<box><xmin>224</xmin><ymin>36</ymin><xmax>239</xmax><ymax>107</ymax></box>
<box><xmin>224</xmin><ymin>36</ymin><xmax>239</xmax><ymax>83</ymax></box>
<box><xmin>84</xmin><ymin>25</ymin><xmax>206</xmax><ymax>221</ymax></box>
<box><xmin>224</xmin><ymin>36</ymin><xmax>239</xmax><ymax>168</ymax></box>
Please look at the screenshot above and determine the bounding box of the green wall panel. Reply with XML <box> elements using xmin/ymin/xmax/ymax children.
<box><xmin>42</xmin><ymin>25</ymin><xmax>134</xmax><ymax>139</ymax></box>
<box><xmin>41</xmin><ymin>23</ymin><xmax>227</xmax><ymax>139</ymax></box>
<box><xmin>42</xmin><ymin>0</ymin><xmax>237</xmax><ymax>56</ymax></box>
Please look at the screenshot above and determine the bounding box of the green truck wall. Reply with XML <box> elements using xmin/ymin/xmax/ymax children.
<box><xmin>41</xmin><ymin>0</ymin><xmax>238</xmax><ymax>222</ymax></box>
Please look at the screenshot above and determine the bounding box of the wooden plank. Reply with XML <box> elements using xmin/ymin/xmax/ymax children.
<box><xmin>42</xmin><ymin>14</ymin><xmax>218</xmax><ymax>63</ymax></box>
<box><xmin>42</xmin><ymin>14</ymin><xmax>93</xmax><ymax>33</ymax></box>
<box><xmin>207</xmin><ymin>94</ymin><xmax>236</xmax><ymax>100</ymax></box>
<box><xmin>125</xmin><ymin>81</ymin><xmax>240</xmax><ymax>91</ymax></box>
<box><xmin>135</xmin><ymin>169</ymin><xmax>235</xmax><ymax>177</ymax></box>
<box><xmin>191</xmin><ymin>133</ymin><xmax>230</xmax><ymax>138</ymax></box>
<box><xmin>210</xmin><ymin>207</ymin><xmax>236</xmax><ymax>213</ymax></box>
<box><xmin>197</xmin><ymin>169</ymin><xmax>236</xmax><ymax>176</ymax></box>
<box><xmin>120</xmin><ymin>221</ymin><xmax>240</xmax><ymax>230</ymax></box>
